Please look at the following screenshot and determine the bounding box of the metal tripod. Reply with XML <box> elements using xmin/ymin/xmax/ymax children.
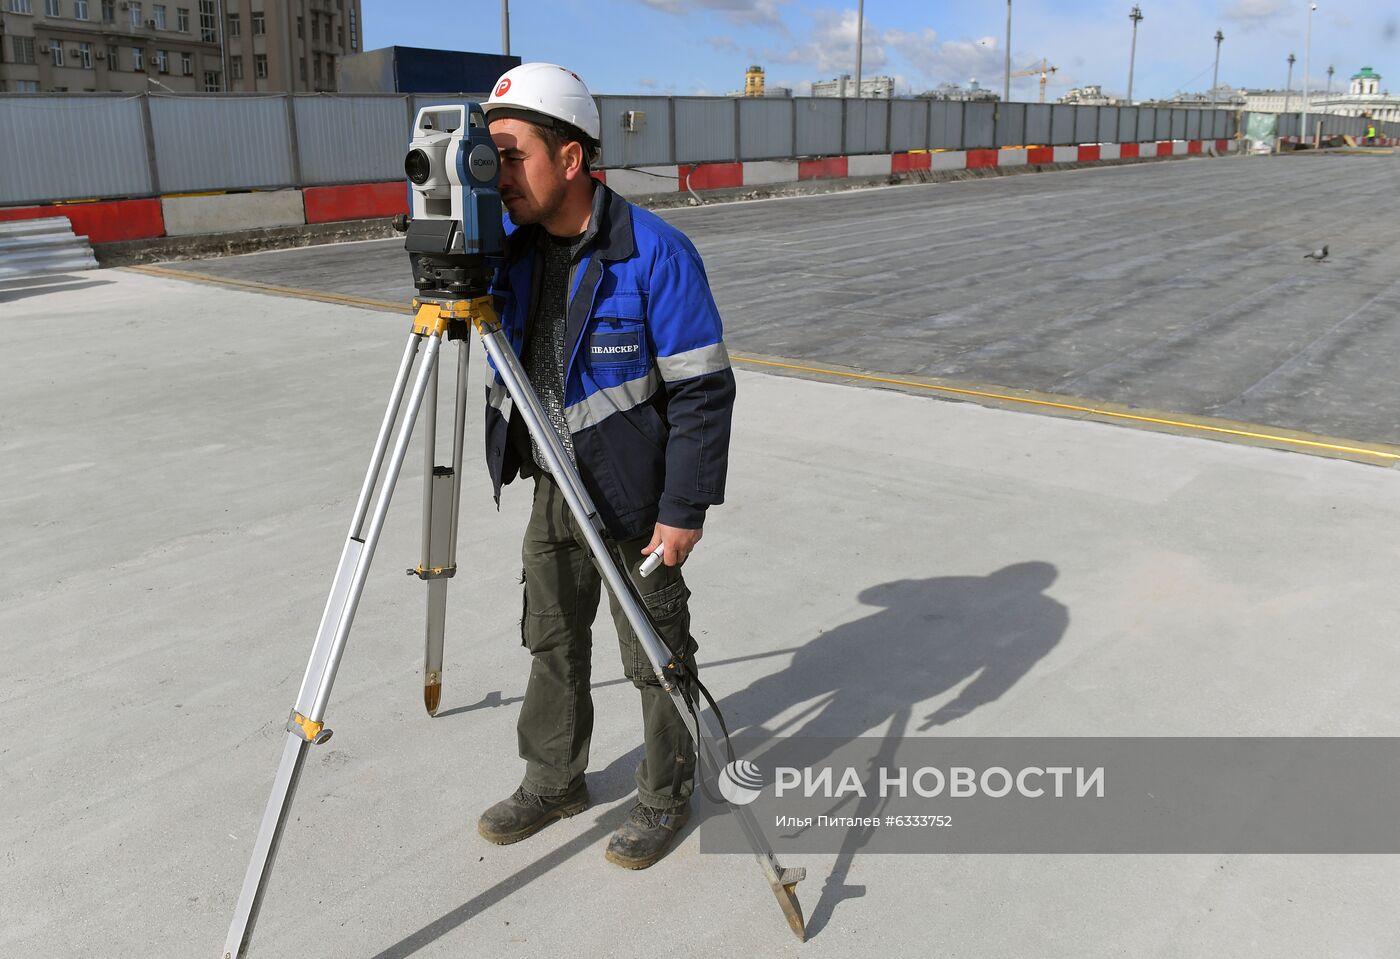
<box><xmin>223</xmin><ymin>296</ymin><xmax>805</xmax><ymax>958</ymax></box>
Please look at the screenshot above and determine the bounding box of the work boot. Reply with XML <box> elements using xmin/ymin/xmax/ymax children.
<box><xmin>604</xmin><ymin>801</ymin><xmax>691</xmax><ymax>869</ymax></box>
<box><xmin>477</xmin><ymin>782</ymin><xmax>590</xmax><ymax>845</ymax></box>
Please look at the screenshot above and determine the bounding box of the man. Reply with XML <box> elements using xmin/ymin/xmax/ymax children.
<box><xmin>476</xmin><ymin>63</ymin><xmax>736</xmax><ymax>870</ymax></box>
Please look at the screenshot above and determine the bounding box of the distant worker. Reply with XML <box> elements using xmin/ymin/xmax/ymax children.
<box><xmin>1366</xmin><ymin>121</ymin><xmax>1377</xmax><ymax>145</ymax></box>
<box><xmin>475</xmin><ymin>63</ymin><xmax>737</xmax><ymax>870</ymax></box>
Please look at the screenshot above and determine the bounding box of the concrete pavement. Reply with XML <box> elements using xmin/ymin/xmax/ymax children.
<box><xmin>3</xmin><ymin>269</ymin><xmax>1400</xmax><ymax>957</ymax></box>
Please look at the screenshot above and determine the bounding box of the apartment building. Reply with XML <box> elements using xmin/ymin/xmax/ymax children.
<box><xmin>0</xmin><ymin>0</ymin><xmax>361</xmax><ymax>93</ymax></box>
<box><xmin>222</xmin><ymin>0</ymin><xmax>361</xmax><ymax>93</ymax></box>
<box><xmin>0</xmin><ymin>0</ymin><xmax>224</xmax><ymax>92</ymax></box>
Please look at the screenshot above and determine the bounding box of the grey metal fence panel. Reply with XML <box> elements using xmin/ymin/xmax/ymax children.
<box><xmin>1098</xmin><ymin>106</ymin><xmax>1120</xmax><ymax>143</ymax></box>
<box><xmin>1170</xmin><ymin>109</ymin><xmax>1187</xmax><ymax>140</ymax></box>
<box><xmin>596</xmin><ymin>96</ymin><xmax>672</xmax><ymax>167</ymax></box>
<box><xmin>845</xmin><ymin>99</ymin><xmax>889</xmax><ymax>154</ymax></box>
<box><xmin>150</xmin><ymin>95</ymin><xmax>294</xmax><ymax>192</ymax></box>
<box><xmin>1185</xmin><ymin>109</ymin><xmax>1201</xmax><ymax>139</ymax></box>
<box><xmin>1074</xmin><ymin>106</ymin><xmax>1098</xmax><ymax>143</ymax></box>
<box><xmin>930</xmin><ymin>101</ymin><xmax>963</xmax><ymax>149</ymax></box>
<box><xmin>795</xmin><ymin>97</ymin><xmax>843</xmax><ymax>155</ymax></box>
<box><xmin>1025</xmin><ymin>103</ymin><xmax>1052</xmax><ymax>143</ymax></box>
<box><xmin>1136</xmin><ymin>107</ymin><xmax>1156</xmax><ymax>140</ymax></box>
<box><xmin>0</xmin><ymin>96</ymin><xmax>152</xmax><ymax>204</ymax></box>
<box><xmin>737</xmin><ymin>98</ymin><xmax>794</xmax><ymax>160</ymax></box>
<box><xmin>1118</xmin><ymin>106</ymin><xmax>1138</xmax><ymax>142</ymax></box>
<box><xmin>963</xmin><ymin>101</ymin><xmax>996</xmax><ymax>148</ymax></box>
<box><xmin>675</xmin><ymin>98</ymin><xmax>737</xmax><ymax>163</ymax></box>
<box><xmin>889</xmin><ymin>99</ymin><xmax>928</xmax><ymax>152</ymax></box>
<box><xmin>1154</xmin><ymin>109</ymin><xmax>1171</xmax><ymax>140</ymax></box>
<box><xmin>1050</xmin><ymin>104</ymin><xmax>1075</xmax><ymax>145</ymax></box>
<box><xmin>294</xmin><ymin>96</ymin><xmax>409</xmax><ymax>185</ymax></box>
<box><xmin>996</xmin><ymin>103</ymin><xmax>1026</xmax><ymax>147</ymax></box>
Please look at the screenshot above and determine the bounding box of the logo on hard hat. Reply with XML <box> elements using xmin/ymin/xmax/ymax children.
<box><xmin>494</xmin><ymin>78</ymin><xmax>512</xmax><ymax>97</ymax></box>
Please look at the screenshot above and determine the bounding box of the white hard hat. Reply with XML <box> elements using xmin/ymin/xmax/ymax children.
<box><xmin>484</xmin><ymin>62</ymin><xmax>600</xmax><ymax>145</ymax></box>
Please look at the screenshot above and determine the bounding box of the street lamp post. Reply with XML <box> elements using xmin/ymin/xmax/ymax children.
<box><xmin>1285</xmin><ymin>52</ymin><xmax>1295</xmax><ymax>120</ymax></box>
<box><xmin>1127</xmin><ymin>5</ymin><xmax>1144</xmax><ymax>104</ymax></box>
<box><xmin>502</xmin><ymin>0</ymin><xmax>510</xmax><ymax>56</ymax></box>
<box><xmin>1302</xmin><ymin>2</ymin><xmax>1316</xmax><ymax>144</ymax></box>
<box><xmin>854</xmin><ymin>0</ymin><xmax>864</xmax><ymax>98</ymax></box>
<box><xmin>1004</xmin><ymin>0</ymin><xmax>1013</xmax><ymax>104</ymax></box>
<box><xmin>1325</xmin><ymin>64</ymin><xmax>1334</xmax><ymax>114</ymax></box>
<box><xmin>1212</xmin><ymin>30</ymin><xmax>1224</xmax><ymax>106</ymax></box>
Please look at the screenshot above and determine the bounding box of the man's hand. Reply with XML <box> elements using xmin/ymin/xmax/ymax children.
<box><xmin>642</xmin><ymin>523</ymin><xmax>703</xmax><ymax>567</ymax></box>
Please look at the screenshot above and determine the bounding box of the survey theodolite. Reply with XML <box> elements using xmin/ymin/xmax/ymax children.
<box><xmin>222</xmin><ymin>103</ymin><xmax>805</xmax><ymax>958</ymax></box>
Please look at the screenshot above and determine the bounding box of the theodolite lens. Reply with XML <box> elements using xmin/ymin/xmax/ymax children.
<box><xmin>404</xmin><ymin>149</ymin><xmax>433</xmax><ymax>185</ymax></box>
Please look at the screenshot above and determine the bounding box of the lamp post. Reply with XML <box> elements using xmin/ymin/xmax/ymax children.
<box><xmin>1325</xmin><ymin>64</ymin><xmax>1334</xmax><ymax>114</ymax></box>
<box><xmin>1004</xmin><ymin>0</ymin><xmax>1013</xmax><ymax>104</ymax></box>
<box><xmin>1284</xmin><ymin>52</ymin><xmax>1295</xmax><ymax>119</ymax></box>
<box><xmin>1127</xmin><ymin>5</ymin><xmax>1144</xmax><ymax>104</ymax></box>
<box><xmin>502</xmin><ymin>0</ymin><xmax>510</xmax><ymax>55</ymax></box>
<box><xmin>1212</xmin><ymin>30</ymin><xmax>1224</xmax><ymax>106</ymax></box>
<box><xmin>1302</xmin><ymin>2</ymin><xmax>1316</xmax><ymax>143</ymax></box>
<box><xmin>854</xmin><ymin>0</ymin><xmax>864</xmax><ymax>98</ymax></box>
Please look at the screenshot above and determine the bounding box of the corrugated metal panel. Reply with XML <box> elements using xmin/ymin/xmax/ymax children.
<box><xmin>738</xmin><ymin>98</ymin><xmax>793</xmax><ymax>160</ymax></box>
<box><xmin>597</xmin><ymin>96</ymin><xmax>672</xmax><ymax>168</ymax></box>
<box><xmin>1050</xmin><ymin>104</ymin><xmax>1075</xmax><ymax>145</ymax></box>
<box><xmin>1137</xmin><ymin>107</ymin><xmax>1156</xmax><ymax>141</ymax></box>
<box><xmin>1154</xmin><ymin>109</ymin><xmax>1172</xmax><ymax>140</ymax></box>
<box><xmin>1185</xmin><ymin>109</ymin><xmax>1202</xmax><ymax>139</ymax></box>
<box><xmin>1098</xmin><ymin>106</ymin><xmax>1120</xmax><ymax>143</ymax></box>
<box><xmin>150</xmin><ymin>96</ymin><xmax>294</xmax><ymax>193</ymax></box>
<box><xmin>996</xmin><ymin>103</ymin><xmax>1026</xmax><ymax>147</ymax></box>
<box><xmin>1117</xmin><ymin>107</ymin><xmax>1137</xmax><ymax>142</ymax></box>
<box><xmin>889</xmin><ymin>99</ymin><xmax>927</xmax><ymax>151</ymax></box>
<box><xmin>675</xmin><ymin>99</ymin><xmax>736</xmax><ymax>164</ymax></box>
<box><xmin>845</xmin><ymin>99</ymin><xmax>888</xmax><ymax>154</ymax></box>
<box><xmin>963</xmin><ymin>102</ymin><xmax>995</xmax><ymax>148</ymax></box>
<box><xmin>930</xmin><ymin>101</ymin><xmax>963</xmax><ymax>150</ymax></box>
<box><xmin>0</xmin><ymin>96</ymin><xmax>152</xmax><ymax>204</ymax></box>
<box><xmin>1170</xmin><ymin>109</ymin><xmax>1187</xmax><ymax>140</ymax></box>
<box><xmin>1025</xmin><ymin>103</ymin><xmax>1052</xmax><ymax>144</ymax></box>
<box><xmin>1074</xmin><ymin>106</ymin><xmax>1098</xmax><ymax>144</ymax></box>
<box><xmin>795</xmin><ymin>98</ymin><xmax>842</xmax><ymax>155</ymax></box>
<box><xmin>294</xmin><ymin>96</ymin><xmax>411</xmax><ymax>185</ymax></box>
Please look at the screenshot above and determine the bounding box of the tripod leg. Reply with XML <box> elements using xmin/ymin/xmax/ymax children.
<box><xmin>471</xmin><ymin>319</ymin><xmax>807</xmax><ymax>941</ymax></box>
<box><xmin>224</xmin><ymin>330</ymin><xmax>446</xmax><ymax>959</ymax></box>
<box><xmin>418</xmin><ymin>336</ymin><xmax>471</xmax><ymax>715</ymax></box>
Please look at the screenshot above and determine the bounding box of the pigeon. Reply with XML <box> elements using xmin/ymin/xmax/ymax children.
<box><xmin>1303</xmin><ymin>245</ymin><xmax>1329</xmax><ymax>262</ymax></box>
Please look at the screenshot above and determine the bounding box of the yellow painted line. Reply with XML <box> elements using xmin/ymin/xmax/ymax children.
<box><xmin>125</xmin><ymin>263</ymin><xmax>1400</xmax><ymax>466</ymax></box>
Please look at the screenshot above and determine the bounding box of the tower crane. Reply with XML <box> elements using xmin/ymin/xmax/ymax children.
<box><xmin>1003</xmin><ymin>58</ymin><xmax>1059</xmax><ymax>103</ymax></box>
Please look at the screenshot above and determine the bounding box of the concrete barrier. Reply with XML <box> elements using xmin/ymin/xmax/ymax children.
<box><xmin>161</xmin><ymin>190</ymin><xmax>305</xmax><ymax>237</ymax></box>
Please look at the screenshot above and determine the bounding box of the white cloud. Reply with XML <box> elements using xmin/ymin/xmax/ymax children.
<box><xmin>886</xmin><ymin>28</ymin><xmax>1006</xmax><ymax>86</ymax></box>
<box><xmin>764</xmin><ymin>8</ymin><xmax>887</xmax><ymax>76</ymax></box>
<box><xmin>636</xmin><ymin>0</ymin><xmax>785</xmax><ymax>26</ymax></box>
<box><xmin>1223</xmin><ymin>0</ymin><xmax>1293</xmax><ymax>25</ymax></box>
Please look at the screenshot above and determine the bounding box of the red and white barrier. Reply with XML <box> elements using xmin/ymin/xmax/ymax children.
<box><xmin>0</xmin><ymin>139</ymin><xmax>1243</xmax><ymax>247</ymax></box>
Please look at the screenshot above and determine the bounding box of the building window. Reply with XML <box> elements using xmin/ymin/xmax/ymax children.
<box><xmin>49</xmin><ymin>39</ymin><xmax>63</xmax><ymax>66</ymax></box>
<box><xmin>203</xmin><ymin>69</ymin><xmax>219</xmax><ymax>92</ymax></box>
<box><xmin>254</xmin><ymin>53</ymin><xmax>266</xmax><ymax>78</ymax></box>
<box><xmin>153</xmin><ymin>3</ymin><xmax>165</xmax><ymax>29</ymax></box>
<box><xmin>296</xmin><ymin>16</ymin><xmax>302</xmax><ymax>39</ymax></box>
<box><xmin>45</xmin><ymin>0</ymin><xmax>60</xmax><ymax>16</ymax></box>
<box><xmin>106</xmin><ymin>43</ymin><xmax>119</xmax><ymax>68</ymax></box>
<box><xmin>298</xmin><ymin>56</ymin><xmax>305</xmax><ymax>81</ymax></box>
<box><xmin>229</xmin><ymin>55</ymin><xmax>241</xmax><ymax>79</ymax></box>
<box><xmin>7</xmin><ymin>0</ymin><xmax>33</xmax><ymax>12</ymax></box>
<box><xmin>180</xmin><ymin>51</ymin><xmax>190</xmax><ymax>74</ymax></box>
<box><xmin>176</xmin><ymin>6</ymin><xmax>188</xmax><ymax>32</ymax></box>
<box><xmin>78</xmin><ymin>41</ymin><xmax>91</xmax><ymax>67</ymax></box>
<box><xmin>251</xmin><ymin>11</ymin><xmax>264</xmax><ymax>34</ymax></box>
<box><xmin>154</xmin><ymin>48</ymin><xmax>167</xmax><ymax>72</ymax></box>
<box><xmin>13</xmin><ymin>36</ymin><xmax>36</xmax><ymax>64</ymax></box>
<box><xmin>337</xmin><ymin>25</ymin><xmax>343</xmax><ymax>47</ymax></box>
<box><xmin>348</xmin><ymin>6</ymin><xmax>357</xmax><ymax>51</ymax></box>
<box><xmin>128</xmin><ymin>1</ymin><xmax>141</xmax><ymax>28</ymax></box>
<box><xmin>197</xmin><ymin>0</ymin><xmax>215</xmax><ymax>42</ymax></box>
<box><xmin>311</xmin><ymin>13</ymin><xmax>319</xmax><ymax>41</ymax></box>
<box><xmin>312</xmin><ymin>53</ymin><xmax>320</xmax><ymax>83</ymax></box>
<box><xmin>226</xmin><ymin>12</ymin><xmax>238</xmax><ymax>36</ymax></box>
<box><xmin>131</xmin><ymin>45</ymin><xmax>142</xmax><ymax>70</ymax></box>
<box><xmin>16</xmin><ymin>79</ymin><xmax>41</xmax><ymax>91</ymax></box>
<box><xmin>74</xmin><ymin>0</ymin><xmax>87</xmax><ymax>17</ymax></box>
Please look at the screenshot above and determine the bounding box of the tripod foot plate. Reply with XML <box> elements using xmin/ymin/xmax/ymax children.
<box><xmin>771</xmin><ymin>867</ymin><xmax>807</xmax><ymax>941</ymax></box>
<box><xmin>424</xmin><ymin>680</ymin><xmax>442</xmax><ymax>716</ymax></box>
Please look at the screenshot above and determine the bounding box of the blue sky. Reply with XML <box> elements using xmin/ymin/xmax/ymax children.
<box><xmin>363</xmin><ymin>1</ymin><xmax>1397</xmax><ymax>100</ymax></box>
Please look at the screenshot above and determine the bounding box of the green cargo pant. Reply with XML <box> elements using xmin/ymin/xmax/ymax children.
<box><xmin>517</xmin><ymin>472</ymin><xmax>698</xmax><ymax>809</ymax></box>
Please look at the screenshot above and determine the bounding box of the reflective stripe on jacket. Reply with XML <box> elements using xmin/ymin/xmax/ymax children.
<box><xmin>484</xmin><ymin>183</ymin><xmax>736</xmax><ymax>539</ymax></box>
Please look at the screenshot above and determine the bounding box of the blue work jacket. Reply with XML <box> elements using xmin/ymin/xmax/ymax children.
<box><xmin>485</xmin><ymin>183</ymin><xmax>736</xmax><ymax>539</ymax></box>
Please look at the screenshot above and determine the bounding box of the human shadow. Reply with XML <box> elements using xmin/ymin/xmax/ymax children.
<box><xmin>711</xmin><ymin>561</ymin><xmax>1069</xmax><ymax>937</ymax></box>
<box><xmin>369</xmin><ymin>562</ymin><xmax>1065</xmax><ymax>954</ymax></box>
<box><xmin>0</xmin><ymin>274</ymin><xmax>114</xmax><ymax>304</ymax></box>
